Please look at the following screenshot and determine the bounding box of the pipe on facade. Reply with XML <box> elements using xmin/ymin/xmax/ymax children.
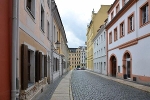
<box><xmin>11</xmin><ymin>0</ymin><xmax>19</xmax><ymax>100</ymax></box>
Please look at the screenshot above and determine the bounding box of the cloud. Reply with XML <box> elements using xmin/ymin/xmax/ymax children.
<box><xmin>66</xmin><ymin>30</ymin><xmax>85</xmax><ymax>48</ymax></box>
<box><xmin>55</xmin><ymin>0</ymin><xmax>115</xmax><ymax>48</ymax></box>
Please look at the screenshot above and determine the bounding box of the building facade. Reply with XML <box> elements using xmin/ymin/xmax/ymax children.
<box><xmin>93</xmin><ymin>24</ymin><xmax>107</xmax><ymax>75</ymax></box>
<box><xmin>19</xmin><ymin>0</ymin><xmax>52</xmax><ymax>99</ymax></box>
<box><xmin>16</xmin><ymin>0</ymin><xmax>69</xmax><ymax>99</ymax></box>
<box><xmin>68</xmin><ymin>46</ymin><xmax>87</xmax><ymax>69</ymax></box>
<box><xmin>51</xmin><ymin>0</ymin><xmax>68</xmax><ymax>81</ymax></box>
<box><xmin>106</xmin><ymin>0</ymin><xmax>150</xmax><ymax>85</ymax></box>
<box><xmin>86</xmin><ymin>5</ymin><xmax>111</xmax><ymax>70</ymax></box>
<box><xmin>80</xmin><ymin>46</ymin><xmax>87</xmax><ymax>68</ymax></box>
<box><xmin>69</xmin><ymin>48</ymin><xmax>81</xmax><ymax>69</ymax></box>
<box><xmin>0</xmin><ymin>0</ymin><xmax>12</xmax><ymax>99</ymax></box>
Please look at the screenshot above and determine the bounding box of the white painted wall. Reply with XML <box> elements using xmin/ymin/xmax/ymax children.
<box><xmin>108</xmin><ymin>0</ymin><xmax>150</xmax><ymax>78</ymax></box>
<box><xmin>93</xmin><ymin>26</ymin><xmax>107</xmax><ymax>75</ymax></box>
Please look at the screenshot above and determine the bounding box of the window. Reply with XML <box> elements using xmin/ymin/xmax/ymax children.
<box><xmin>123</xmin><ymin>0</ymin><xmax>128</xmax><ymax>6</ymax></box>
<box><xmin>47</xmin><ymin>0</ymin><xmax>50</xmax><ymax>7</ymax></box>
<box><xmin>116</xmin><ymin>4</ymin><xmax>120</xmax><ymax>13</ymax></box>
<box><xmin>111</xmin><ymin>11</ymin><xmax>114</xmax><ymax>20</ymax></box>
<box><xmin>41</xmin><ymin>5</ymin><xmax>44</xmax><ymax>31</ymax></box>
<box><xmin>120</xmin><ymin>21</ymin><xmax>125</xmax><ymax>38</ymax></box>
<box><xmin>104</xmin><ymin>32</ymin><xmax>105</xmax><ymax>40</ymax></box>
<box><xmin>104</xmin><ymin>62</ymin><xmax>106</xmax><ymax>70</ymax></box>
<box><xmin>109</xmin><ymin>32</ymin><xmax>112</xmax><ymax>44</ymax></box>
<box><xmin>114</xmin><ymin>28</ymin><xmax>118</xmax><ymax>41</ymax></box>
<box><xmin>101</xmin><ymin>35</ymin><xmax>103</xmax><ymax>42</ymax></box>
<box><xmin>140</xmin><ymin>3</ymin><xmax>149</xmax><ymax>25</ymax></box>
<box><xmin>26</xmin><ymin>0</ymin><xmax>35</xmax><ymax>18</ymax></box>
<box><xmin>104</xmin><ymin>47</ymin><xmax>105</xmax><ymax>54</ymax></box>
<box><xmin>47</xmin><ymin>21</ymin><xmax>50</xmax><ymax>39</ymax></box>
<box><xmin>128</xmin><ymin>13</ymin><xmax>134</xmax><ymax>32</ymax></box>
<box><xmin>118</xmin><ymin>66</ymin><xmax>120</xmax><ymax>73</ymax></box>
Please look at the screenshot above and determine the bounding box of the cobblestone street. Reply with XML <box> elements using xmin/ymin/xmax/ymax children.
<box><xmin>71</xmin><ymin>70</ymin><xmax>150</xmax><ymax>100</ymax></box>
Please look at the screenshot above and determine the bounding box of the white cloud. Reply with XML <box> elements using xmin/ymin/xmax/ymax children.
<box><xmin>55</xmin><ymin>0</ymin><xmax>115</xmax><ymax>48</ymax></box>
<box><xmin>66</xmin><ymin>30</ymin><xmax>85</xmax><ymax>48</ymax></box>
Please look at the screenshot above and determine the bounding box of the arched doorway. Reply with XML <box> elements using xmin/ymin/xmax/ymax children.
<box><xmin>110</xmin><ymin>55</ymin><xmax>117</xmax><ymax>77</ymax></box>
<box><xmin>123</xmin><ymin>51</ymin><xmax>132</xmax><ymax>79</ymax></box>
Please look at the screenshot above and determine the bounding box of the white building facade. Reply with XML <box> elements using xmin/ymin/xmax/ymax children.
<box><xmin>80</xmin><ymin>46</ymin><xmax>87</xmax><ymax>68</ymax></box>
<box><xmin>106</xmin><ymin>0</ymin><xmax>150</xmax><ymax>85</ymax></box>
<box><xmin>93</xmin><ymin>25</ymin><xmax>107</xmax><ymax>75</ymax></box>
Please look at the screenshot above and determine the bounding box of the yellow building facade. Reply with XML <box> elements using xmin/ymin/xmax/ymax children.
<box><xmin>86</xmin><ymin>5</ymin><xmax>111</xmax><ymax>70</ymax></box>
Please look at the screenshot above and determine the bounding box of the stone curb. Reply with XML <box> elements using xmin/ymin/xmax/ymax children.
<box><xmin>69</xmin><ymin>70</ymin><xmax>73</xmax><ymax>100</ymax></box>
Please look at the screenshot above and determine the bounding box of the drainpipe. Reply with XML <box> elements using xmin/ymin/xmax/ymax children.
<box><xmin>51</xmin><ymin>3</ymin><xmax>55</xmax><ymax>83</ymax></box>
<box><xmin>11</xmin><ymin>0</ymin><xmax>19</xmax><ymax>100</ymax></box>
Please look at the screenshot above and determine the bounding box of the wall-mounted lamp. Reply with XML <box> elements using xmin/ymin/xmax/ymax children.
<box><xmin>55</xmin><ymin>40</ymin><xmax>60</xmax><ymax>50</ymax></box>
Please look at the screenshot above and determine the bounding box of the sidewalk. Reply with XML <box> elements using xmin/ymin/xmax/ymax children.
<box><xmin>50</xmin><ymin>71</ymin><xmax>73</xmax><ymax>100</ymax></box>
<box><xmin>86</xmin><ymin>70</ymin><xmax>150</xmax><ymax>93</ymax></box>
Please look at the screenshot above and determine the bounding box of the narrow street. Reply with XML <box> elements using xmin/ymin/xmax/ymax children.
<box><xmin>71</xmin><ymin>70</ymin><xmax>150</xmax><ymax>100</ymax></box>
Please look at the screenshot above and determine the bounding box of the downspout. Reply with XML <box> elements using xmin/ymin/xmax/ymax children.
<box><xmin>106</xmin><ymin>29</ymin><xmax>108</xmax><ymax>76</ymax></box>
<box><xmin>11</xmin><ymin>0</ymin><xmax>19</xmax><ymax>100</ymax></box>
<box><xmin>51</xmin><ymin>3</ymin><xmax>54</xmax><ymax>83</ymax></box>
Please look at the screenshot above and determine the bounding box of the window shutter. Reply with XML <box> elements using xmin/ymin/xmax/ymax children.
<box><xmin>21</xmin><ymin>44</ymin><xmax>28</xmax><ymax>90</ymax></box>
<box><xmin>39</xmin><ymin>52</ymin><xmax>42</xmax><ymax>80</ymax></box>
<box><xmin>44</xmin><ymin>55</ymin><xmax>47</xmax><ymax>77</ymax></box>
<box><xmin>35</xmin><ymin>51</ymin><xmax>39</xmax><ymax>82</ymax></box>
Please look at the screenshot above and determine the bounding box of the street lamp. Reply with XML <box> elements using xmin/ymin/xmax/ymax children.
<box><xmin>55</xmin><ymin>40</ymin><xmax>60</xmax><ymax>50</ymax></box>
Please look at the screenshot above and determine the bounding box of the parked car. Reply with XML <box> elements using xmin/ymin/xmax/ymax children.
<box><xmin>81</xmin><ymin>67</ymin><xmax>86</xmax><ymax>70</ymax></box>
<box><xmin>76</xmin><ymin>67</ymin><xmax>81</xmax><ymax>70</ymax></box>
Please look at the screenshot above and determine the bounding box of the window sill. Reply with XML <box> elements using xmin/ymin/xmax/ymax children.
<box><xmin>109</xmin><ymin>42</ymin><xmax>112</xmax><ymax>44</ymax></box>
<box><xmin>40</xmin><ymin>28</ymin><xmax>45</xmax><ymax>34</ymax></box>
<box><xmin>128</xmin><ymin>29</ymin><xmax>135</xmax><ymax>34</ymax></box>
<box><xmin>120</xmin><ymin>35</ymin><xmax>125</xmax><ymax>39</ymax></box>
<box><xmin>114</xmin><ymin>39</ymin><xmax>118</xmax><ymax>42</ymax></box>
<box><xmin>140</xmin><ymin>21</ymin><xmax>150</xmax><ymax>28</ymax></box>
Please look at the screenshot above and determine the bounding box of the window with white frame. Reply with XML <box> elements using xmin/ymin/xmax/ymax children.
<box><xmin>47</xmin><ymin>21</ymin><xmax>50</xmax><ymax>39</ymax></box>
<box><xmin>141</xmin><ymin>3</ymin><xmax>149</xmax><ymax>25</ymax></box>
<box><xmin>120</xmin><ymin>22</ymin><xmax>125</xmax><ymax>37</ymax></box>
<box><xmin>104</xmin><ymin>62</ymin><xmax>106</xmax><ymax>70</ymax></box>
<box><xmin>41</xmin><ymin>5</ymin><xmax>44</xmax><ymax>31</ymax></box>
<box><xmin>104</xmin><ymin>32</ymin><xmax>105</xmax><ymax>40</ymax></box>
<box><xmin>104</xmin><ymin>47</ymin><xmax>105</xmax><ymax>55</ymax></box>
<box><xmin>128</xmin><ymin>14</ymin><xmax>134</xmax><ymax>32</ymax></box>
<box><xmin>26</xmin><ymin>0</ymin><xmax>35</xmax><ymax>18</ymax></box>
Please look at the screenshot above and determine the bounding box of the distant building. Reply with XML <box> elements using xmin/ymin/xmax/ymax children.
<box><xmin>86</xmin><ymin>5</ymin><xmax>111</xmax><ymax>70</ymax></box>
<box><xmin>106</xmin><ymin>0</ymin><xmax>150</xmax><ymax>85</ymax></box>
<box><xmin>80</xmin><ymin>46</ymin><xmax>87</xmax><ymax>68</ymax></box>
<box><xmin>69</xmin><ymin>46</ymin><xmax>87</xmax><ymax>69</ymax></box>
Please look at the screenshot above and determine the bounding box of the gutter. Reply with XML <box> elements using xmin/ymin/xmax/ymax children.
<box><xmin>11</xmin><ymin>0</ymin><xmax>19</xmax><ymax>100</ymax></box>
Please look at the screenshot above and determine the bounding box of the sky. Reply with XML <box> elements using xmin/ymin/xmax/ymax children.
<box><xmin>55</xmin><ymin>0</ymin><xmax>115</xmax><ymax>48</ymax></box>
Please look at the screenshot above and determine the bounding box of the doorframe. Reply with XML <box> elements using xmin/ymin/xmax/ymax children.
<box><xmin>109</xmin><ymin>54</ymin><xmax>117</xmax><ymax>77</ymax></box>
<box><xmin>122</xmin><ymin>50</ymin><xmax>132</xmax><ymax>79</ymax></box>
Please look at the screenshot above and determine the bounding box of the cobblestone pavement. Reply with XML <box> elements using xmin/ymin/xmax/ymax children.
<box><xmin>34</xmin><ymin>74</ymin><xmax>67</xmax><ymax>100</ymax></box>
<box><xmin>71</xmin><ymin>70</ymin><xmax>150</xmax><ymax>100</ymax></box>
